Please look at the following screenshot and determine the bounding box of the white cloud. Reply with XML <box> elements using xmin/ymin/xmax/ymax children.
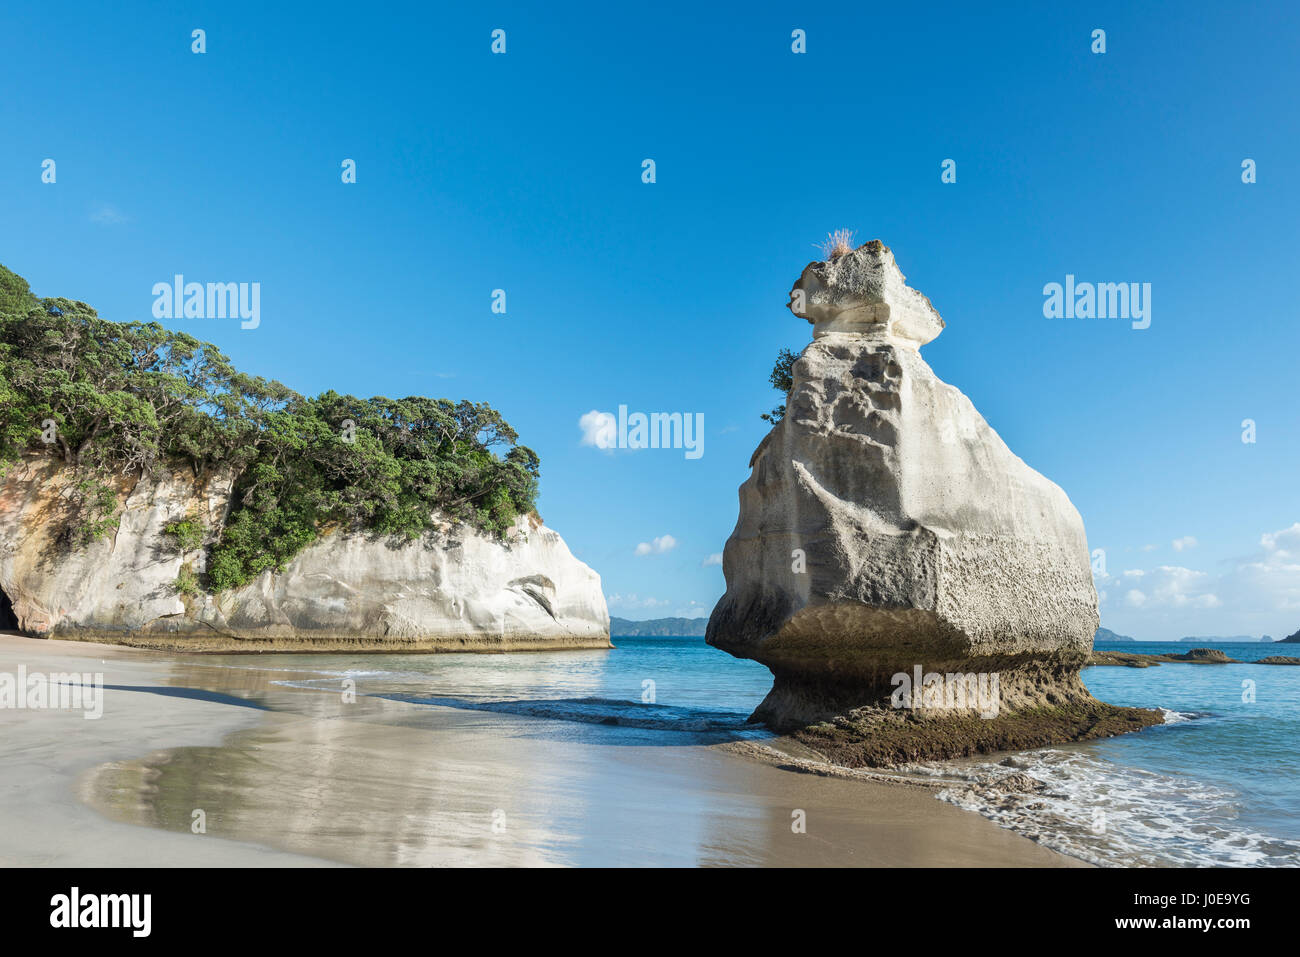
<box><xmin>1224</xmin><ymin>523</ymin><xmax>1300</xmax><ymax>612</ymax></box>
<box><xmin>1140</xmin><ymin>544</ymin><xmax>1158</xmax><ymax>552</ymax></box>
<box><xmin>1102</xmin><ymin>565</ymin><xmax>1218</xmax><ymax>610</ymax></box>
<box><xmin>578</xmin><ymin>410</ymin><xmax>616</xmax><ymax>449</ymax></box>
<box><xmin>89</xmin><ymin>203</ymin><xmax>129</xmax><ymax>225</ymax></box>
<box><xmin>1099</xmin><ymin>522</ymin><xmax>1300</xmax><ymax>637</ymax></box>
<box><xmin>635</xmin><ymin>534</ymin><xmax>677</xmax><ymax>556</ymax></box>
<box><xmin>1172</xmin><ymin>536</ymin><xmax>1198</xmax><ymax>552</ymax></box>
<box><xmin>702</xmin><ymin>552</ymin><xmax>723</xmax><ymax>567</ymax></box>
<box><xmin>1260</xmin><ymin>522</ymin><xmax>1300</xmax><ymax>559</ymax></box>
<box><xmin>607</xmin><ymin>593</ymin><xmax>670</xmax><ymax>610</ymax></box>
<box><xmin>1140</xmin><ymin>566</ymin><xmax>1218</xmax><ymax>608</ymax></box>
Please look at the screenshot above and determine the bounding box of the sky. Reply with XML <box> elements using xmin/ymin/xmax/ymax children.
<box><xmin>2</xmin><ymin>1</ymin><xmax>1297</xmax><ymax>640</ymax></box>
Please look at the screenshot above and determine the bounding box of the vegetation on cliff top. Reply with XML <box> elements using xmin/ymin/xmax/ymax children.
<box><xmin>0</xmin><ymin>264</ymin><xmax>540</xmax><ymax>591</ymax></box>
<box><xmin>761</xmin><ymin>347</ymin><xmax>798</xmax><ymax>425</ymax></box>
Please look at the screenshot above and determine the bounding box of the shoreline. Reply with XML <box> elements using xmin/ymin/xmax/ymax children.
<box><xmin>0</xmin><ymin>635</ymin><xmax>1084</xmax><ymax>867</ymax></box>
<box><xmin>0</xmin><ymin>636</ymin><xmax>338</xmax><ymax>866</ymax></box>
<box><xmin>7</xmin><ymin>630</ymin><xmax>613</xmax><ymax>655</ymax></box>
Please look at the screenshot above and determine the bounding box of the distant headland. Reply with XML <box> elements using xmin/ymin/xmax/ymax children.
<box><xmin>610</xmin><ymin>616</ymin><xmax>708</xmax><ymax>637</ymax></box>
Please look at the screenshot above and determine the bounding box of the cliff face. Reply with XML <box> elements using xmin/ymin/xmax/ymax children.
<box><xmin>708</xmin><ymin>241</ymin><xmax>1137</xmax><ymax>740</ymax></box>
<box><xmin>0</xmin><ymin>455</ymin><xmax>609</xmax><ymax>651</ymax></box>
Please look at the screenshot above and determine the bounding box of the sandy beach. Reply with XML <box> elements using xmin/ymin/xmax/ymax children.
<box><xmin>0</xmin><ymin>635</ymin><xmax>1082</xmax><ymax>867</ymax></box>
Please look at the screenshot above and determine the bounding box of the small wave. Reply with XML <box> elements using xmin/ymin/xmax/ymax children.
<box><xmin>200</xmin><ymin>662</ymin><xmax>377</xmax><ymax>677</ymax></box>
<box><xmin>268</xmin><ymin>672</ymin><xmax>393</xmax><ymax>688</ymax></box>
<box><xmin>374</xmin><ymin>692</ymin><xmax>763</xmax><ymax>733</ymax></box>
<box><xmin>928</xmin><ymin>748</ymin><xmax>1300</xmax><ymax>867</ymax></box>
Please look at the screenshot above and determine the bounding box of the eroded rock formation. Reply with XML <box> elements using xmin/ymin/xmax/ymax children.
<box><xmin>708</xmin><ymin>241</ymin><xmax>1159</xmax><ymax>749</ymax></box>
<box><xmin>0</xmin><ymin>454</ymin><xmax>609</xmax><ymax>651</ymax></box>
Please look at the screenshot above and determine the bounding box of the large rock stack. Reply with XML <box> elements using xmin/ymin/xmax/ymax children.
<box><xmin>707</xmin><ymin>241</ymin><xmax>1159</xmax><ymax>759</ymax></box>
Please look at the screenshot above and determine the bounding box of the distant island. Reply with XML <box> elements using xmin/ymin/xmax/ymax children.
<box><xmin>1281</xmin><ymin>628</ymin><xmax>1300</xmax><ymax>644</ymax></box>
<box><xmin>610</xmin><ymin>616</ymin><xmax>708</xmax><ymax>637</ymax></box>
<box><xmin>1178</xmin><ymin>635</ymin><xmax>1275</xmax><ymax>643</ymax></box>
<box><xmin>1095</xmin><ymin>627</ymin><xmax>1136</xmax><ymax>642</ymax></box>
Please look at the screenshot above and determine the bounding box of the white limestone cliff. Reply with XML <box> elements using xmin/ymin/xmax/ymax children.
<box><xmin>0</xmin><ymin>454</ymin><xmax>609</xmax><ymax>651</ymax></box>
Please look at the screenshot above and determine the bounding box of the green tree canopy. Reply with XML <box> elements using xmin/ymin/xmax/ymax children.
<box><xmin>761</xmin><ymin>347</ymin><xmax>799</xmax><ymax>424</ymax></box>
<box><xmin>0</xmin><ymin>264</ymin><xmax>540</xmax><ymax>590</ymax></box>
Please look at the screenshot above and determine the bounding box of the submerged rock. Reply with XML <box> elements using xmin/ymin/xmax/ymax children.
<box><xmin>1171</xmin><ymin>647</ymin><xmax>1234</xmax><ymax>663</ymax></box>
<box><xmin>0</xmin><ymin>454</ymin><xmax>609</xmax><ymax>651</ymax></box>
<box><xmin>1090</xmin><ymin>649</ymin><xmax>1243</xmax><ymax>666</ymax></box>
<box><xmin>708</xmin><ymin>240</ymin><xmax>1156</xmax><ymax>744</ymax></box>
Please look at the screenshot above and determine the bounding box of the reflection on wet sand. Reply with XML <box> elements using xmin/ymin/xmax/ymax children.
<box><xmin>79</xmin><ymin>656</ymin><xmax>1080</xmax><ymax>867</ymax></box>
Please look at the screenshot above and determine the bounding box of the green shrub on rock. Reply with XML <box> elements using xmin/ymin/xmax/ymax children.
<box><xmin>0</xmin><ymin>265</ymin><xmax>541</xmax><ymax>593</ymax></box>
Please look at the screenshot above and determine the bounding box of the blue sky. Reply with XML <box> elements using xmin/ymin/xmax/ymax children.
<box><xmin>2</xmin><ymin>1</ymin><xmax>1297</xmax><ymax>639</ymax></box>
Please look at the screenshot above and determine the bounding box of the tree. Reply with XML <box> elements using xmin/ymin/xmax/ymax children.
<box><xmin>761</xmin><ymin>347</ymin><xmax>799</xmax><ymax>424</ymax></box>
<box><xmin>0</xmin><ymin>265</ymin><xmax>37</xmax><ymax>318</ymax></box>
<box><xmin>0</xmin><ymin>263</ymin><xmax>542</xmax><ymax>591</ymax></box>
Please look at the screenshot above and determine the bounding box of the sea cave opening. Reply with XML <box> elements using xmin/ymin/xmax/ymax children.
<box><xmin>0</xmin><ymin>585</ymin><xmax>18</xmax><ymax>631</ymax></box>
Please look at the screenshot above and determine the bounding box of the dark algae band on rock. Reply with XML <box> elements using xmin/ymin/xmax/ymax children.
<box><xmin>790</xmin><ymin>700</ymin><xmax>1164</xmax><ymax>769</ymax></box>
<box><xmin>0</xmin><ymin>264</ymin><xmax>609</xmax><ymax>649</ymax></box>
<box><xmin>707</xmin><ymin>241</ymin><xmax>1162</xmax><ymax>760</ymax></box>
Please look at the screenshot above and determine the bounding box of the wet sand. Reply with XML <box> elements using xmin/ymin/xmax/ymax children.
<box><xmin>0</xmin><ymin>636</ymin><xmax>1082</xmax><ymax>867</ymax></box>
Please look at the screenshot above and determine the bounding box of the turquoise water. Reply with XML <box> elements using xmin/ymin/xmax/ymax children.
<box><xmin>262</xmin><ymin>636</ymin><xmax>775</xmax><ymax>745</ymax></box>
<box><xmin>223</xmin><ymin>636</ymin><xmax>1299</xmax><ymax>866</ymax></box>
<box><xmin>1087</xmin><ymin>640</ymin><xmax>1300</xmax><ymax>847</ymax></box>
<box><xmin>928</xmin><ymin>641</ymin><xmax>1300</xmax><ymax>866</ymax></box>
<box><xmin>1080</xmin><ymin>642</ymin><xmax>1300</xmax><ymax>855</ymax></box>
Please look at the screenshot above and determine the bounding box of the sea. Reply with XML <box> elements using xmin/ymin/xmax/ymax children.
<box><xmin>249</xmin><ymin>635</ymin><xmax>1300</xmax><ymax>867</ymax></box>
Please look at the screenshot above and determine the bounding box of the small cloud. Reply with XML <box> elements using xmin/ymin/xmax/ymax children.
<box><xmin>1225</xmin><ymin>522</ymin><xmax>1300</xmax><ymax>612</ymax></box>
<box><xmin>702</xmin><ymin>552</ymin><xmax>723</xmax><ymax>567</ymax></box>
<box><xmin>635</xmin><ymin>534</ymin><xmax>677</xmax><ymax>556</ymax></box>
<box><xmin>1099</xmin><ymin>522</ymin><xmax>1300</xmax><ymax>632</ymax></box>
<box><xmin>1261</xmin><ymin>522</ymin><xmax>1300</xmax><ymax>559</ymax></box>
<box><xmin>1172</xmin><ymin>536</ymin><xmax>1198</xmax><ymax>552</ymax></box>
<box><xmin>435</xmin><ymin>372</ymin><xmax>456</xmax><ymax>379</ymax></box>
<box><xmin>717</xmin><ymin>425</ymin><xmax>738</xmax><ymax>435</ymax></box>
<box><xmin>89</xmin><ymin>203</ymin><xmax>129</xmax><ymax>225</ymax></box>
<box><xmin>579</xmin><ymin>410</ymin><xmax>616</xmax><ymax>449</ymax></box>
<box><xmin>1140</xmin><ymin>544</ymin><xmax>1158</xmax><ymax>552</ymax></box>
<box><xmin>607</xmin><ymin>593</ymin><xmax>670</xmax><ymax>610</ymax></box>
<box><xmin>1130</xmin><ymin>565</ymin><xmax>1216</xmax><ymax>609</ymax></box>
